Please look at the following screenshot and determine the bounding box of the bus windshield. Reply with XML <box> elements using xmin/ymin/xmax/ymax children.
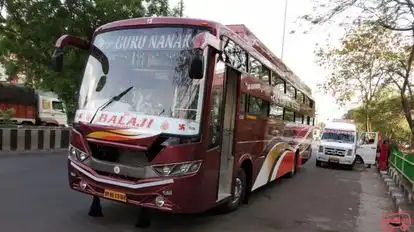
<box><xmin>75</xmin><ymin>26</ymin><xmax>208</xmax><ymax>136</ymax></box>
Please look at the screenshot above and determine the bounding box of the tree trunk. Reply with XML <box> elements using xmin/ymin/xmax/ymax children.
<box><xmin>365</xmin><ymin>104</ymin><xmax>370</xmax><ymax>132</ymax></box>
<box><xmin>401</xmin><ymin>95</ymin><xmax>414</xmax><ymax>149</ymax></box>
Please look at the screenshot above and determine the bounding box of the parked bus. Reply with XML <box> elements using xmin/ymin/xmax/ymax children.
<box><xmin>51</xmin><ymin>17</ymin><xmax>315</xmax><ymax>226</ymax></box>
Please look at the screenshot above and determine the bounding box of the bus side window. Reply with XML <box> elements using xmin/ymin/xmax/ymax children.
<box><xmin>269</xmin><ymin>103</ymin><xmax>283</xmax><ymax>120</ymax></box>
<box><xmin>221</xmin><ymin>37</ymin><xmax>247</xmax><ymax>72</ymax></box>
<box><xmin>283</xmin><ymin>109</ymin><xmax>294</xmax><ymax>121</ymax></box>
<box><xmin>247</xmin><ymin>96</ymin><xmax>269</xmax><ymax>118</ymax></box>
<box><xmin>295</xmin><ymin>113</ymin><xmax>304</xmax><ymax>124</ymax></box>
<box><xmin>271</xmin><ymin>71</ymin><xmax>285</xmax><ymax>93</ymax></box>
<box><xmin>286</xmin><ymin>83</ymin><xmax>296</xmax><ymax>99</ymax></box>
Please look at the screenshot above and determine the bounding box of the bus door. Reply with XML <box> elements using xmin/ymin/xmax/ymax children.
<box><xmin>356</xmin><ymin>132</ymin><xmax>379</xmax><ymax>165</ymax></box>
<box><xmin>216</xmin><ymin>66</ymin><xmax>240</xmax><ymax>201</ymax></box>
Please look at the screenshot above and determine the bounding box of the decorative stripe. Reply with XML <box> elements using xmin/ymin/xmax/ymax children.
<box><xmin>270</xmin><ymin>151</ymin><xmax>290</xmax><ymax>181</ymax></box>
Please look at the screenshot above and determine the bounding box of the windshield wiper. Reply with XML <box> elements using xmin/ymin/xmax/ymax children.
<box><xmin>89</xmin><ymin>86</ymin><xmax>134</xmax><ymax>124</ymax></box>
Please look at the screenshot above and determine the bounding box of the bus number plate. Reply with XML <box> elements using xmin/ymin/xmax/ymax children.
<box><xmin>104</xmin><ymin>189</ymin><xmax>127</xmax><ymax>202</ymax></box>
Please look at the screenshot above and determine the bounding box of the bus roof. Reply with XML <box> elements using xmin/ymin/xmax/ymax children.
<box><xmin>95</xmin><ymin>17</ymin><xmax>313</xmax><ymax>100</ymax></box>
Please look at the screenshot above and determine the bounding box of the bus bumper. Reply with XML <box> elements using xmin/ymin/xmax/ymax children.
<box><xmin>316</xmin><ymin>153</ymin><xmax>354</xmax><ymax>165</ymax></box>
<box><xmin>67</xmin><ymin>160</ymin><xmax>207</xmax><ymax>214</ymax></box>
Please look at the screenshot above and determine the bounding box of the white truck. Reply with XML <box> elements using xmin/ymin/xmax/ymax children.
<box><xmin>316</xmin><ymin>119</ymin><xmax>379</xmax><ymax>169</ymax></box>
<box><xmin>0</xmin><ymin>83</ymin><xmax>68</xmax><ymax>127</ymax></box>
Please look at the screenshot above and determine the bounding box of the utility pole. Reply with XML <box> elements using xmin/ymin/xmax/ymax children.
<box><xmin>281</xmin><ymin>0</ymin><xmax>288</xmax><ymax>60</ymax></box>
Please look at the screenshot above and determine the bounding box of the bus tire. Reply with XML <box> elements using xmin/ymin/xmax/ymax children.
<box><xmin>218</xmin><ymin>169</ymin><xmax>246</xmax><ymax>213</ymax></box>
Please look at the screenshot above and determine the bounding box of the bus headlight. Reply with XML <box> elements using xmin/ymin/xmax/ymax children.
<box><xmin>152</xmin><ymin>161</ymin><xmax>202</xmax><ymax>176</ymax></box>
<box><xmin>318</xmin><ymin>146</ymin><xmax>324</xmax><ymax>153</ymax></box>
<box><xmin>346</xmin><ymin>149</ymin><xmax>353</xmax><ymax>156</ymax></box>
<box><xmin>69</xmin><ymin>145</ymin><xmax>89</xmax><ymax>162</ymax></box>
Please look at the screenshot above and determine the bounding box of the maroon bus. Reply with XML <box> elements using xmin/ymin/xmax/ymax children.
<box><xmin>51</xmin><ymin>17</ymin><xmax>315</xmax><ymax>226</ymax></box>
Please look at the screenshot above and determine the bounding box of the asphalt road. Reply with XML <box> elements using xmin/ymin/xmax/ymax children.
<box><xmin>0</xmin><ymin>148</ymin><xmax>396</xmax><ymax>232</ymax></box>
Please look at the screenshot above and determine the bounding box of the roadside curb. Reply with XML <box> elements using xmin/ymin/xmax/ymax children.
<box><xmin>0</xmin><ymin>127</ymin><xmax>70</xmax><ymax>152</ymax></box>
<box><xmin>0</xmin><ymin>148</ymin><xmax>68</xmax><ymax>156</ymax></box>
<box><xmin>380</xmin><ymin>168</ymin><xmax>414</xmax><ymax>215</ymax></box>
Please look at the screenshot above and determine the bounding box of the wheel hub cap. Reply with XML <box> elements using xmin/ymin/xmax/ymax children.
<box><xmin>232</xmin><ymin>177</ymin><xmax>243</xmax><ymax>204</ymax></box>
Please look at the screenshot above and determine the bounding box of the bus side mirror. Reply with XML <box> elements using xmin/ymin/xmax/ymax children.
<box><xmin>188</xmin><ymin>48</ymin><xmax>204</xmax><ymax>79</ymax></box>
<box><xmin>51</xmin><ymin>34</ymin><xmax>90</xmax><ymax>72</ymax></box>
<box><xmin>51</xmin><ymin>48</ymin><xmax>64</xmax><ymax>72</ymax></box>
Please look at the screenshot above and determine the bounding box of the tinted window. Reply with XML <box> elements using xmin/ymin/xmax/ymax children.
<box><xmin>271</xmin><ymin>71</ymin><xmax>285</xmax><ymax>93</ymax></box>
<box><xmin>248</xmin><ymin>96</ymin><xmax>269</xmax><ymax>117</ymax></box>
<box><xmin>249</xmin><ymin>57</ymin><xmax>270</xmax><ymax>84</ymax></box>
<box><xmin>304</xmin><ymin>96</ymin><xmax>310</xmax><ymax>107</ymax></box>
<box><xmin>297</xmin><ymin>91</ymin><xmax>304</xmax><ymax>104</ymax></box>
<box><xmin>283</xmin><ymin>109</ymin><xmax>294</xmax><ymax>121</ymax></box>
<box><xmin>295</xmin><ymin>113</ymin><xmax>303</xmax><ymax>124</ymax></box>
<box><xmin>52</xmin><ymin>101</ymin><xmax>65</xmax><ymax>112</ymax></box>
<box><xmin>286</xmin><ymin>83</ymin><xmax>296</xmax><ymax>99</ymax></box>
<box><xmin>260</xmin><ymin>66</ymin><xmax>271</xmax><ymax>84</ymax></box>
<box><xmin>270</xmin><ymin>104</ymin><xmax>283</xmax><ymax>120</ymax></box>
<box><xmin>249</xmin><ymin>57</ymin><xmax>262</xmax><ymax>79</ymax></box>
<box><xmin>221</xmin><ymin>37</ymin><xmax>247</xmax><ymax>72</ymax></box>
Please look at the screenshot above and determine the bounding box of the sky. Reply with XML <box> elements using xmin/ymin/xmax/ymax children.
<box><xmin>169</xmin><ymin>0</ymin><xmax>350</xmax><ymax>123</ymax></box>
<box><xmin>0</xmin><ymin>0</ymin><xmax>351</xmax><ymax>123</ymax></box>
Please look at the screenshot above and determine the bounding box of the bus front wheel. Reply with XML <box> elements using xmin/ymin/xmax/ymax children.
<box><xmin>218</xmin><ymin>169</ymin><xmax>246</xmax><ymax>213</ymax></box>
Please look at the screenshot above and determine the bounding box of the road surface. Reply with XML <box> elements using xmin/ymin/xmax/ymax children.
<box><xmin>0</xmin><ymin>149</ymin><xmax>396</xmax><ymax>232</ymax></box>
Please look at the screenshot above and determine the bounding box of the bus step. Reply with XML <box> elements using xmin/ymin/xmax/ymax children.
<box><xmin>217</xmin><ymin>193</ymin><xmax>231</xmax><ymax>202</ymax></box>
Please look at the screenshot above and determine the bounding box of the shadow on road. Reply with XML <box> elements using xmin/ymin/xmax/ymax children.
<box><xmin>80</xmin><ymin>172</ymin><xmax>296</xmax><ymax>231</ymax></box>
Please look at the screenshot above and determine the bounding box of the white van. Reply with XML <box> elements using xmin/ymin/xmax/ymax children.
<box><xmin>316</xmin><ymin>119</ymin><xmax>379</xmax><ymax>169</ymax></box>
<box><xmin>356</xmin><ymin>131</ymin><xmax>380</xmax><ymax>167</ymax></box>
<box><xmin>316</xmin><ymin>120</ymin><xmax>357</xmax><ymax>168</ymax></box>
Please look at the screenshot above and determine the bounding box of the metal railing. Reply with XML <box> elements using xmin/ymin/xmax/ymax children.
<box><xmin>389</xmin><ymin>144</ymin><xmax>414</xmax><ymax>184</ymax></box>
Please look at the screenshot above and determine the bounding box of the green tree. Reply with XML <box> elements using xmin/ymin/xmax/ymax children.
<box><xmin>301</xmin><ymin>0</ymin><xmax>414</xmax><ymax>146</ymax></box>
<box><xmin>315</xmin><ymin>22</ymin><xmax>398</xmax><ymax>131</ymax></box>
<box><xmin>345</xmin><ymin>88</ymin><xmax>411</xmax><ymax>144</ymax></box>
<box><xmin>0</xmin><ymin>0</ymin><xmax>184</xmax><ymax>120</ymax></box>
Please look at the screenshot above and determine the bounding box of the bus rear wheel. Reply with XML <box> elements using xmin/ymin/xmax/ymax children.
<box><xmin>218</xmin><ymin>169</ymin><xmax>246</xmax><ymax>213</ymax></box>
